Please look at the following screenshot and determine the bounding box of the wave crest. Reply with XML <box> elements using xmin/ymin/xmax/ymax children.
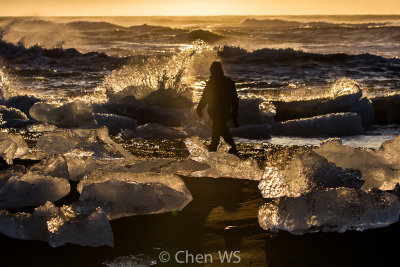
<box><xmin>241</xmin><ymin>18</ymin><xmax>394</xmax><ymax>29</ymax></box>
<box><xmin>218</xmin><ymin>46</ymin><xmax>399</xmax><ymax>64</ymax></box>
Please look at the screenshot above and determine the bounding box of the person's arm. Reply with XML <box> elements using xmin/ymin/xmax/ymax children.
<box><xmin>231</xmin><ymin>80</ymin><xmax>240</xmax><ymax>127</ymax></box>
<box><xmin>196</xmin><ymin>82</ymin><xmax>209</xmax><ymax>117</ymax></box>
<box><xmin>231</xmin><ymin>81</ymin><xmax>239</xmax><ymax>118</ymax></box>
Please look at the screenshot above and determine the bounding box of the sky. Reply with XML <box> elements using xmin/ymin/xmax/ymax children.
<box><xmin>0</xmin><ymin>0</ymin><xmax>399</xmax><ymax>16</ymax></box>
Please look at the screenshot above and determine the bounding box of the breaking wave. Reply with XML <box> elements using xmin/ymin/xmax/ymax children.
<box><xmin>99</xmin><ymin>41</ymin><xmax>218</xmax><ymax>100</ymax></box>
<box><xmin>218</xmin><ymin>46</ymin><xmax>400</xmax><ymax>64</ymax></box>
<box><xmin>0</xmin><ymin>39</ymin><xmax>126</xmax><ymax>71</ymax></box>
<box><xmin>241</xmin><ymin>18</ymin><xmax>400</xmax><ymax>29</ymax></box>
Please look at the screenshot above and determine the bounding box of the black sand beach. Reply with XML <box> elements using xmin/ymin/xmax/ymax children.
<box><xmin>1</xmin><ymin>173</ymin><xmax>400</xmax><ymax>267</ymax></box>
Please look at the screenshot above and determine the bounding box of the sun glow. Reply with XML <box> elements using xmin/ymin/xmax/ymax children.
<box><xmin>0</xmin><ymin>0</ymin><xmax>399</xmax><ymax>16</ymax></box>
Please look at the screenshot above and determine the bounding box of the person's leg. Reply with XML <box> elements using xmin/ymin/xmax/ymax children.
<box><xmin>209</xmin><ymin>121</ymin><xmax>221</xmax><ymax>152</ymax></box>
<box><xmin>220</xmin><ymin>121</ymin><xmax>238</xmax><ymax>155</ymax></box>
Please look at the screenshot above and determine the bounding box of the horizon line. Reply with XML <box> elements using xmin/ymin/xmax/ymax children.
<box><xmin>1</xmin><ymin>14</ymin><xmax>400</xmax><ymax>17</ymax></box>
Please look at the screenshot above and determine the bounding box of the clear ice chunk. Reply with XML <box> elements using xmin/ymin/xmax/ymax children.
<box><xmin>272</xmin><ymin>112</ymin><xmax>364</xmax><ymax>137</ymax></box>
<box><xmin>78</xmin><ymin>170</ymin><xmax>192</xmax><ymax>220</ymax></box>
<box><xmin>93</xmin><ymin>113</ymin><xmax>137</xmax><ymax>135</ymax></box>
<box><xmin>0</xmin><ymin>172</ymin><xmax>70</xmax><ymax>209</ymax></box>
<box><xmin>29</xmin><ymin>150</ymin><xmax>135</xmax><ymax>182</ymax></box>
<box><xmin>315</xmin><ymin>136</ymin><xmax>400</xmax><ymax>190</ymax></box>
<box><xmin>29</xmin><ymin>101</ymin><xmax>94</xmax><ymax>127</ymax></box>
<box><xmin>258</xmin><ymin>188</ymin><xmax>400</xmax><ymax>234</ymax></box>
<box><xmin>258</xmin><ymin>152</ymin><xmax>363</xmax><ymax>198</ymax></box>
<box><xmin>29</xmin><ymin>155</ymin><xmax>70</xmax><ymax>180</ymax></box>
<box><xmin>63</xmin><ymin>151</ymin><xmax>105</xmax><ymax>181</ymax></box>
<box><xmin>105</xmin><ymin>157</ymin><xmax>203</xmax><ymax>175</ymax></box>
<box><xmin>184</xmin><ymin>137</ymin><xmax>267</xmax><ymax>180</ymax></box>
<box><xmin>27</xmin><ymin>123</ymin><xmax>57</xmax><ymax>133</ymax></box>
<box><xmin>36</xmin><ymin>127</ymin><xmax>135</xmax><ymax>160</ymax></box>
<box><xmin>0</xmin><ymin>132</ymin><xmax>29</xmax><ymax>164</ymax></box>
<box><xmin>0</xmin><ymin>201</ymin><xmax>113</xmax><ymax>247</ymax></box>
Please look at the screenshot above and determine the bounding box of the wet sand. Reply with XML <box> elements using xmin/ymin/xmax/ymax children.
<box><xmin>1</xmin><ymin>175</ymin><xmax>400</xmax><ymax>266</ymax></box>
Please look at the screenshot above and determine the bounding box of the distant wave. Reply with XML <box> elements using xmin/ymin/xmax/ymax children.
<box><xmin>66</xmin><ymin>21</ymin><xmax>125</xmax><ymax>30</ymax></box>
<box><xmin>0</xmin><ymin>39</ymin><xmax>127</xmax><ymax>71</ymax></box>
<box><xmin>241</xmin><ymin>18</ymin><xmax>395</xmax><ymax>29</ymax></box>
<box><xmin>0</xmin><ymin>18</ymin><xmax>186</xmax><ymax>34</ymax></box>
<box><xmin>218</xmin><ymin>46</ymin><xmax>400</xmax><ymax>65</ymax></box>
<box><xmin>0</xmin><ymin>18</ymin><xmax>202</xmax><ymax>50</ymax></box>
<box><xmin>175</xmin><ymin>29</ymin><xmax>224</xmax><ymax>43</ymax></box>
<box><xmin>128</xmin><ymin>24</ymin><xmax>184</xmax><ymax>34</ymax></box>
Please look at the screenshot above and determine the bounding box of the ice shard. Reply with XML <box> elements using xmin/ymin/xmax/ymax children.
<box><xmin>315</xmin><ymin>136</ymin><xmax>400</xmax><ymax>190</ymax></box>
<box><xmin>29</xmin><ymin>101</ymin><xmax>94</xmax><ymax>127</ymax></box>
<box><xmin>0</xmin><ymin>132</ymin><xmax>29</xmax><ymax>164</ymax></box>
<box><xmin>36</xmin><ymin>127</ymin><xmax>135</xmax><ymax>160</ymax></box>
<box><xmin>184</xmin><ymin>137</ymin><xmax>272</xmax><ymax>180</ymax></box>
<box><xmin>0</xmin><ymin>201</ymin><xmax>113</xmax><ymax>247</ymax></box>
<box><xmin>78</xmin><ymin>170</ymin><xmax>193</xmax><ymax>219</ymax></box>
<box><xmin>0</xmin><ymin>171</ymin><xmax>70</xmax><ymax>209</ymax></box>
<box><xmin>272</xmin><ymin>112</ymin><xmax>364</xmax><ymax>137</ymax></box>
<box><xmin>29</xmin><ymin>154</ymin><xmax>70</xmax><ymax>180</ymax></box>
<box><xmin>258</xmin><ymin>152</ymin><xmax>363</xmax><ymax>198</ymax></box>
<box><xmin>258</xmin><ymin>188</ymin><xmax>400</xmax><ymax>234</ymax></box>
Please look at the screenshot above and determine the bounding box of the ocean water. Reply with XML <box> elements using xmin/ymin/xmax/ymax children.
<box><xmin>2</xmin><ymin>16</ymin><xmax>400</xmax><ymax>262</ymax></box>
<box><xmin>0</xmin><ymin>15</ymin><xmax>400</xmax><ymax>146</ymax></box>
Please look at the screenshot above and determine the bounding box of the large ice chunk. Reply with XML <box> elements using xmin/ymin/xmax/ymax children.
<box><xmin>0</xmin><ymin>171</ymin><xmax>70</xmax><ymax>209</ymax></box>
<box><xmin>184</xmin><ymin>137</ymin><xmax>267</xmax><ymax>180</ymax></box>
<box><xmin>258</xmin><ymin>188</ymin><xmax>400</xmax><ymax>234</ymax></box>
<box><xmin>99</xmin><ymin>103</ymin><xmax>186</xmax><ymax>127</ymax></box>
<box><xmin>29</xmin><ymin>101</ymin><xmax>94</xmax><ymax>127</ymax></box>
<box><xmin>29</xmin><ymin>155</ymin><xmax>70</xmax><ymax>180</ymax></box>
<box><xmin>36</xmin><ymin>127</ymin><xmax>135</xmax><ymax>160</ymax></box>
<box><xmin>63</xmin><ymin>151</ymin><xmax>107</xmax><ymax>181</ymax></box>
<box><xmin>258</xmin><ymin>152</ymin><xmax>363</xmax><ymax>198</ymax></box>
<box><xmin>315</xmin><ymin>136</ymin><xmax>400</xmax><ymax>190</ymax></box>
<box><xmin>29</xmin><ymin>150</ymin><xmax>134</xmax><ymax>181</ymax></box>
<box><xmin>27</xmin><ymin>123</ymin><xmax>57</xmax><ymax>133</ymax></box>
<box><xmin>0</xmin><ymin>201</ymin><xmax>113</xmax><ymax>247</ymax></box>
<box><xmin>78</xmin><ymin>170</ymin><xmax>192</xmax><ymax>219</ymax></box>
<box><xmin>0</xmin><ymin>132</ymin><xmax>29</xmax><ymax>164</ymax></box>
<box><xmin>273</xmin><ymin>82</ymin><xmax>374</xmax><ymax>126</ymax></box>
<box><xmin>272</xmin><ymin>112</ymin><xmax>364</xmax><ymax>137</ymax></box>
<box><xmin>100</xmin><ymin>157</ymin><xmax>210</xmax><ymax>176</ymax></box>
<box><xmin>93</xmin><ymin>113</ymin><xmax>137</xmax><ymax>135</ymax></box>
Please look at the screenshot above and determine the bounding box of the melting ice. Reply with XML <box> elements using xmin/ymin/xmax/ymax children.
<box><xmin>258</xmin><ymin>188</ymin><xmax>400</xmax><ymax>234</ymax></box>
<box><xmin>184</xmin><ymin>136</ymin><xmax>264</xmax><ymax>180</ymax></box>
<box><xmin>258</xmin><ymin>135</ymin><xmax>400</xmax><ymax>234</ymax></box>
<box><xmin>78</xmin><ymin>171</ymin><xmax>193</xmax><ymax>220</ymax></box>
<box><xmin>0</xmin><ymin>201</ymin><xmax>113</xmax><ymax>247</ymax></box>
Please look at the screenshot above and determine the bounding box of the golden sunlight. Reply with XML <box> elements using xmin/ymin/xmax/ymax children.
<box><xmin>0</xmin><ymin>0</ymin><xmax>399</xmax><ymax>16</ymax></box>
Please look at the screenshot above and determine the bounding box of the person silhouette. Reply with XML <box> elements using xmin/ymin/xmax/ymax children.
<box><xmin>197</xmin><ymin>61</ymin><xmax>239</xmax><ymax>155</ymax></box>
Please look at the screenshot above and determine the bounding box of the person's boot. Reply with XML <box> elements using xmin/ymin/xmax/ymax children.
<box><xmin>228</xmin><ymin>147</ymin><xmax>239</xmax><ymax>156</ymax></box>
<box><xmin>208</xmin><ymin>144</ymin><xmax>218</xmax><ymax>152</ymax></box>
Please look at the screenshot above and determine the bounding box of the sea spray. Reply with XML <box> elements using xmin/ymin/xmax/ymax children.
<box><xmin>0</xmin><ymin>67</ymin><xmax>16</xmax><ymax>101</ymax></box>
<box><xmin>99</xmin><ymin>41</ymin><xmax>218</xmax><ymax>101</ymax></box>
